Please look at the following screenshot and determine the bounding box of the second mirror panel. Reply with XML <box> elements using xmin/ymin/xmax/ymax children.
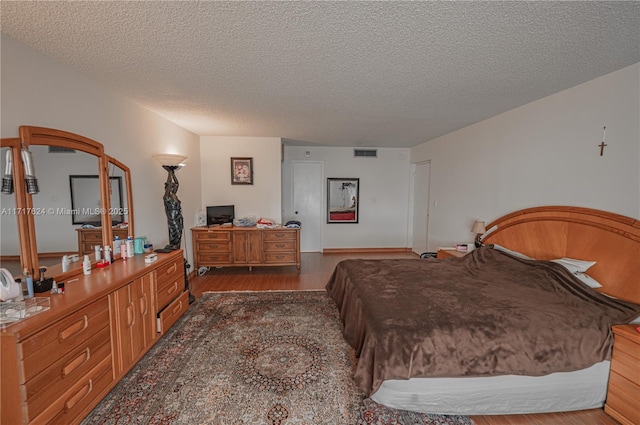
<box><xmin>30</xmin><ymin>145</ymin><xmax>99</xmax><ymax>271</ymax></box>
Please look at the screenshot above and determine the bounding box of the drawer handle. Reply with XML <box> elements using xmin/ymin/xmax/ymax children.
<box><xmin>62</xmin><ymin>348</ymin><xmax>90</xmax><ymax>377</ymax></box>
<box><xmin>166</xmin><ymin>281</ymin><xmax>178</xmax><ymax>296</ymax></box>
<box><xmin>139</xmin><ymin>293</ymin><xmax>148</xmax><ymax>316</ymax></box>
<box><xmin>208</xmin><ymin>244</ymin><xmax>219</xmax><ymax>249</ymax></box>
<box><xmin>275</xmin><ymin>233</ymin><xmax>285</xmax><ymax>238</ymax></box>
<box><xmin>64</xmin><ymin>379</ymin><xmax>93</xmax><ymax>412</ymax></box>
<box><xmin>206</xmin><ymin>234</ymin><xmax>219</xmax><ymax>238</ymax></box>
<box><xmin>275</xmin><ymin>255</ymin><xmax>285</xmax><ymax>259</ymax></box>
<box><xmin>208</xmin><ymin>256</ymin><xmax>220</xmax><ymax>261</ymax></box>
<box><xmin>127</xmin><ymin>303</ymin><xmax>136</xmax><ymax>328</ymax></box>
<box><xmin>275</xmin><ymin>243</ymin><xmax>285</xmax><ymax>248</ymax></box>
<box><xmin>166</xmin><ymin>263</ymin><xmax>178</xmax><ymax>274</ymax></box>
<box><xmin>172</xmin><ymin>300</ymin><xmax>183</xmax><ymax>315</ymax></box>
<box><xmin>59</xmin><ymin>316</ymin><xmax>89</xmax><ymax>341</ymax></box>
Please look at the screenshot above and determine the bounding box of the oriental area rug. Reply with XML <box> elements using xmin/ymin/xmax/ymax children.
<box><xmin>82</xmin><ymin>291</ymin><xmax>474</xmax><ymax>425</ymax></box>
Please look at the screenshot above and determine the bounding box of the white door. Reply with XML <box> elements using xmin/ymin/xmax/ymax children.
<box><xmin>292</xmin><ymin>161</ymin><xmax>323</xmax><ymax>252</ymax></box>
<box><xmin>412</xmin><ymin>161</ymin><xmax>431</xmax><ymax>255</ymax></box>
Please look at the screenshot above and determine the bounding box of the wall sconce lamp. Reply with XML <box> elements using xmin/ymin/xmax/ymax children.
<box><xmin>2</xmin><ymin>149</ymin><xmax>14</xmax><ymax>194</ymax></box>
<box><xmin>471</xmin><ymin>220</ymin><xmax>486</xmax><ymax>248</ymax></box>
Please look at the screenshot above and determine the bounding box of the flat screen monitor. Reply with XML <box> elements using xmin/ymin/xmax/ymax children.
<box><xmin>206</xmin><ymin>205</ymin><xmax>235</xmax><ymax>226</ymax></box>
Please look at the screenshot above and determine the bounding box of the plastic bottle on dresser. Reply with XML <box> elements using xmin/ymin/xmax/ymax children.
<box><xmin>121</xmin><ymin>242</ymin><xmax>128</xmax><ymax>259</ymax></box>
<box><xmin>104</xmin><ymin>245</ymin><xmax>112</xmax><ymax>263</ymax></box>
<box><xmin>83</xmin><ymin>255</ymin><xmax>92</xmax><ymax>275</ymax></box>
<box><xmin>126</xmin><ymin>236</ymin><xmax>134</xmax><ymax>258</ymax></box>
<box><xmin>94</xmin><ymin>245</ymin><xmax>102</xmax><ymax>262</ymax></box>
<box><xmin>114</xmin><ymin>236</ymin><xmax>121</xmax><ymax>255</ymax></box>
<box><xmin>24</xmin><ymin>268</ymin><xmax>34</xmax><ymax>298</ymax></box>
<box><xmin>61</xmin><ymin>255</ymin><xmax>70</xmax><ymax>272</ymax></box>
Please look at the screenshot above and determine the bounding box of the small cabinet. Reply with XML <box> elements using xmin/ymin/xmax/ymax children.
<box><xmin>233</xmin><ymin>231</ymin><xmax>263</xmax><ymax>266</ymax></box>
<box><xmin>605</xmin><ymin>324</ymin><xmax>640</xmax><ymax>425</ymax></box>
<box><xmin>110</xmin><ymin>273</ymin><xmax>156</xmax><ymax>376</ymax></box>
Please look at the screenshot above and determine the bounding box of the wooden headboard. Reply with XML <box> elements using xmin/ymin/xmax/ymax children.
<box><xmin>481</xmin><ymin>206</ymin><xmax>640</xmax><ymax>304</ymax></box>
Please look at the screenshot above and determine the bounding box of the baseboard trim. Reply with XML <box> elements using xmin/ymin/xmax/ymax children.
<box><xmin>322</xmin><ymin>247</ymin><xmax>413</xmax><ymax>254</ymax></box>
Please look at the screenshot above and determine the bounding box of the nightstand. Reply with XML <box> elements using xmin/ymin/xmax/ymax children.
<box><xmin>436</xmin><ymin>249</ymin><xmax>467</xmax><ymax>259</ymax></box>
<box><xmin>605</xmin><ymin>324</ymin><xmax>640</xmax><ymax>425</ymax></box>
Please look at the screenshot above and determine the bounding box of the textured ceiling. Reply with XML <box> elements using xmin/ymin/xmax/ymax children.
<box><xmin>1</xmin><ymin>1</ymin><xmax>639</xmax><ymax>147</ymax></box>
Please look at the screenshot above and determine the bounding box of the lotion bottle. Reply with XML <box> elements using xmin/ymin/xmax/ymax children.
<box><xmin>83</xmin><ymin>255</ymin><xmax>92</xmax><ymax>275</ymax></box>
<box><xmin>126</xmin><ymin>236</ymin><xmax>134</xmax><ymax>258</ymax></box>
<box><xmin>24</xmin><ymin>268</ymin><xmax>34</xmax><ymax>298</ymax></box>
<box><xmin>114</xmin><ymin>236</ymin><xmax>121</xmax><ymax>255</ymax></box>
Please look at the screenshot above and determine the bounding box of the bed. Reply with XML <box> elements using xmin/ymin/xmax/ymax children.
<box><xmin>325</xmin><ymin>206</ymin><xmax>640</xmax><ymax>415</ymax></box>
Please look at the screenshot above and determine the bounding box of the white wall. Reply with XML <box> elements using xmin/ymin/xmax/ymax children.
<box><xmin>199</xmin><ymin>136</ymin><xmax>282</xmax><ymax>223</ymax></box>
<box><xmin>283</xmin><ymin>146</ymin><xmax>411</xmax><ymax>249</ymax></box>
<box><xmin>412</xmin><ymin>63</ymin><xmax>640</xmax><ymax>251</ymax></box>
<box><xmin>0</xmin><ymin>34</ymin><xmax>202</xmax><ymax>267</ymax></box>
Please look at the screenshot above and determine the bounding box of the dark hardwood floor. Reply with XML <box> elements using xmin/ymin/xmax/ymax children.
<box><xmin>189</xmin><ymin>251</ymin><xmax>620</xmax><ymax>425</ymax></box>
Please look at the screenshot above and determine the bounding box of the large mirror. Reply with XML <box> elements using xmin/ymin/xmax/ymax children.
<box><xmin>0</xmin><ymin>126</ymin><xmax>135</xmax><ymax>281</ymax></box>
<box><xmin>327</xmin><ymin>178</ymin><xmax>359</xmax><ymax>223</ymax></box>
<box><xmin>30</xmin><ymin>145</ymin><xmax>100</xmax><ymax>275</ymax></box>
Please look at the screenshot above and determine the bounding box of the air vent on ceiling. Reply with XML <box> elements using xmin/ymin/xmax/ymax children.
<box><xmin>48</xmin><ymin>146</ymin><xmax>76</xmax><ymax>153</ymax></box>
<box><xmin>354</xmin><ymin>149</ymin><xmax>377</xmax><ymax>158</ymax></box>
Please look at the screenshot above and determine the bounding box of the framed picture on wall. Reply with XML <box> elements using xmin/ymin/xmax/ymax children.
<box><xmin>230</xmin><ymin>157</ymin><xmax>253</xmax><ymax>185</ymax></box>
<box><xmin>327</xmin><ymin>178</ymin><xmax>359</xmax><ymax>223</ymax></box>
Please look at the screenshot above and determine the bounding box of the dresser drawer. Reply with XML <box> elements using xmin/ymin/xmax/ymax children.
<box><xmin>29</xmin><ymin>356</ymin><xmax>113</xmax><ymax>425</ymax></box>
<box><xmin>197</xmin><ymin>241</ymin><xmax>232</xmax><ymax>252</ymax></box>
<box><xmin>156</xmin><ymin>258</ymin><xmax>182</xmax><ymax>284</ymax></box>
<box><xmin>81</xmin><ymin>231</ymin><xmax>103</xmax><ymax>242</ymax></box>
<box><xmin>611</xmin><ymin>338</ymin><xmax>640</xmax><ymax>386</ymax></box>
<box><xmin>606</xmin><ymin>371</ymin><xmax>640</xmax><ymax>425</ymax></box>
<box><xmin>18</xmin><ymin>297</ymin><xmax>110</xmax><ymax>383</ymax></box>
<box><xmin>156</xmin><ymin>271</ymin><xmax>184</xmax><ymax>313</ymax></box>
<box><xmin>194</xmin><ymin>230</ymin><xmax>231</xmax><ymax>242</ymax></box>
<box><xmin>23</xmin><ymin>326</ymin><xmax>112</xmax><ymax>422</ymax></box>
<box><xmin>264</xmin><ymin>252</ymin><xmax>297</xmax><ymax>264</ymax></box>
<box><xmin>197</xmin><ymin>253</ymin><xmax>232</xmax><ymax>265</ymax></box>
<box><xmin>157</xmin><ymin>290</ymin><xmax>189</xmax><ymax>335</ymax></box>
<box><xmin>263</xmin><ymin>230</ymin><xmax>296</xmax><ymax>241</ymax></box>
<box><xmin>263</xmin><ymin>240</ymin><xmax>296</xmax><ymax>252</ymax></box>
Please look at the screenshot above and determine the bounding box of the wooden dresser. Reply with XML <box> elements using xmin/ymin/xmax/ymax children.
<box><xmin>192</xmin><ymin>226</ymin><xmax>300</xmax><ymax>271</ymax></box>
<box><xmin>76</xmin><ymin>227</ymin><xmax>129</xmax><ymax>256</ymax></box>
<box><xmin>0</xmin><ymin>250</ymin><xmax>188</xmax><ymax>425</ymax></box>
<box><xmin>605</xmin><ymin>324</ymin><xmax>640</xmax><ymax>425</ymax></box>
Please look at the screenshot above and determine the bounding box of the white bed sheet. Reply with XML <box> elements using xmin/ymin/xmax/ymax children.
<box><xmin>370</xmin><ymin>361</ymin><xmax>610</xmax><ymax>415</ymax></box>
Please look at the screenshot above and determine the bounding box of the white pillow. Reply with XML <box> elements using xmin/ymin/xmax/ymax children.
<box><xmin>491</xmin><ymin>244</ymin><xmax>533</xmax><ymax>260</ymax></box>
<box><xmin>551</xmin><ymin>258</ymin><xmax>596</xmax><ymax>274</ymax></box>
<box><xmin>574</xmin><ymin>272</ymin><xmax>602</xmax><ymax>288</ymax></box>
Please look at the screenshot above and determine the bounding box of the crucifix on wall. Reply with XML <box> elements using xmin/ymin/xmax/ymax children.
<box><xmin>599</xmin><ymin>126</ymin><xmax>607</xmax><ymax>156</ymax></box>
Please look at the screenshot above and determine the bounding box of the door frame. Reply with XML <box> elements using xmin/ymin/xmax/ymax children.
<box><xmin>291</xmin><ymin>160</ymin><xmax>324</xmax><ymax>252</ymax></box>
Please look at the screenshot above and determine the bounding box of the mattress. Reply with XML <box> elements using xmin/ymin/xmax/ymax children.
<box><xmin>371</xmin><ymin>361</ymin><xmax>610</xmax><ymax>415</ymax></box>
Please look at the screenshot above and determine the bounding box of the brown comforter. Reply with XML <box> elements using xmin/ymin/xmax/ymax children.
<box><xmin>325</xmin><ymin>247</ymin><xmax>640</xmax><ymax>395</ymax></box>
